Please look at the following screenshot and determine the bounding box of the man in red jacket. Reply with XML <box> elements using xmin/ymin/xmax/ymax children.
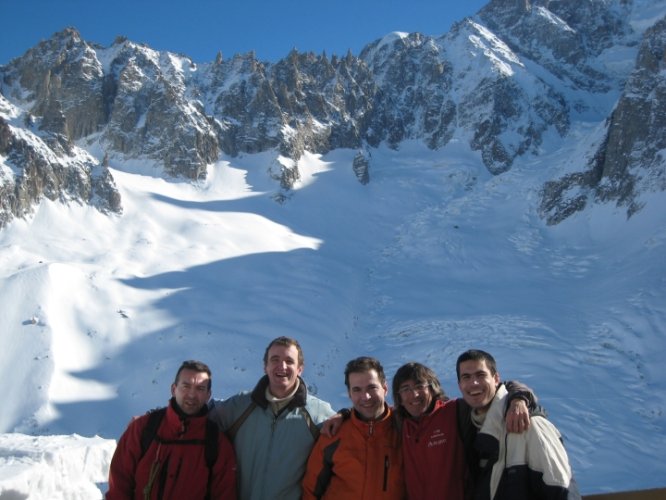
<box><xmin>392</xmin><ymin>361</ymin><xmax>534</xmax><ymax>500</ymax></box>
<box><xmin>392</xmin><ymin>362</ymin><xmax>468</xmax><ymax>500</ymax></box>
<box><xmin>107</xmin><ymin>360</ymin><xmax>237</xmax><ymax>499</ymax></box>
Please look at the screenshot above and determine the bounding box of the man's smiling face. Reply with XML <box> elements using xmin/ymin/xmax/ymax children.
<box><xmin>457</xmin><ymin>359</ymin><xmax>500</xmax><ymax>413</ymax></box>
<box><xmin>348</xmin><ymin>369</ymin><xmax>387</xmax><ymax>420</ymax></box>
<box><xmin>264</xmin><ymin>343</ymin><xmax>304</xmax><ymax>398</ymax></box>
<box><xmin>397</xmin><ymin>379</ymin><xmax>433</xmax><ymax>418</ymax></box>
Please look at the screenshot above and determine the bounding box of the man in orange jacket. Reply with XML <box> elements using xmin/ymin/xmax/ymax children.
<box><xmin>302</xmin><ymin>356</ymin><xmax>406</xmax><ymax>499</ymax></box>
<box><xmin>107</xmin><ymin>360</ymin><xmax>237</xmax><ymax>499</ymax></box>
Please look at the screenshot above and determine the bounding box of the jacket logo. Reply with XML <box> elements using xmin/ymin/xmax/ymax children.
<box><xmin>427</xmin><ymin>428</ymin><xmax>448</xmax><ymax>448</ymax></box>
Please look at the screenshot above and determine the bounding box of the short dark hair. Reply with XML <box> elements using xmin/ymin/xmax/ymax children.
<box><xmin>263</xmin><ymin>336</ymin><xmax>304</xmax><ymax>367</ymax></box>
<box><xmin>344</xmin><ymin>356</ymin><xmax>386</xmax><ymax>389</ymax></box>
<box><xmin>392</xmin><ymin>362</ymin><xmax>447</xmax><ymax>416</ymax></box>
<box><xmin>174</xmin><ymin>360</ymin><xmax>212</xmax><ymax>390</ymax></box>
<box><xmin>455</xmin><ymin>349</ymin><xmax>497</xmax><ymax>381</ymax></box>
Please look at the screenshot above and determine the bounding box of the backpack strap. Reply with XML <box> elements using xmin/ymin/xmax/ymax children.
<box><xmin>139</xmin><ymin>407</ymin><xmax>167</xmax><ymax>460</ymax></box>
<box><xmin>139</xmin><ymin>406</ymin><xmax>218</xmax><ymax>498</ymax></box>
<box><xmin>203</xmin><ymin>419</ymin><xmax>219</xmax><ymax>470</ymax></box>
<box><xmin>225</xmin><ymin>401</ymin><xmax>258</xmax><ymax>442</ymax></box>
<box><xmin>301</xmin><ymin>407</ymin><xmax>320</xmax><ymax>441</ymax></box>
<box><xmin>203</xmin><ymin>419</ymin><xmax>219</xmax><ymax>500</ymax></box>
<box><xmin>225</xmin><ymin>400</ymin><xmax>320</xmax><ymax>442</ymax></box>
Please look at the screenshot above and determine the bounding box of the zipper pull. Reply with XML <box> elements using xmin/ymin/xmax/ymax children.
<box><xmin>383</xmin><ymin>455</ymin><xmax>389</xmax><ymax>491</ymax></box>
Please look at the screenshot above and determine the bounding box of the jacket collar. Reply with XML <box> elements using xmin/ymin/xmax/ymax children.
<box><xmin>351</xmin><ymin>402</ymin><xmax>395</xmax><ymax>434</ymax></box>
<box><xmin>476</xmin><ymin>383</ymin><xmax>508</xmax><ymax>439</ymax></box>
<box><xmin>402</xmin><ymin>398</ymin><xmax>445</xmax><ymax>429</ymax></box>
<box><xmin>251</xmin><ymin>375</ymin><xmax>308</xmax><ymax>410</ymax></box>
<box><xmin>168</xmin><ymin>397</ymin><xmax>209</xmax><ymax>420</ymax></box>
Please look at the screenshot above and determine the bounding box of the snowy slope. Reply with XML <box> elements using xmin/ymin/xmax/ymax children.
<box><xmin>1</xmin><ymin>131</ymin><xmax>665</xmax><ymax>496</ymax></box>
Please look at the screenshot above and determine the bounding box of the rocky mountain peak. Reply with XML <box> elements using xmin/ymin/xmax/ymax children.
<box><xmin>1</xmin><ymin>1</ymin><xmax>664</xmax><ymax>228</ymax></box>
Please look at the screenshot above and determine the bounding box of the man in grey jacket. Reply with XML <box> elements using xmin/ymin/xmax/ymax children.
<box><xmin>456</xmin><ymin>349</ymin><xmax>580</xmax><ymax>500</ymax></box>
<box><xmin>209</xmin><ymin>336</ymin><xmax>335</xmax><ymax>500</ymax></box>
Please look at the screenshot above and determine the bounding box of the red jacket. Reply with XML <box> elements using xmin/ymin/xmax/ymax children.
<box><xmin>107</xmin><ymin>399</ymin><xmax>237</xmax><ymax>499</ymax></box>
<box><xmin>302</xmin><ymin>404</ymin><xmax>406</xmax><ymax>500</ymax></box>
<box><xmin>402</xmin><ymin>399</ymin><xmax>467</xmax><ymax>500</ymax></box>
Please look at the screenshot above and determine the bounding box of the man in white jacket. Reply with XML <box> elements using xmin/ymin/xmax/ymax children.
<box><xmin>456</xmin><ymin>349</ymin><xmax>580</xmax><ymax>500</ymax></box>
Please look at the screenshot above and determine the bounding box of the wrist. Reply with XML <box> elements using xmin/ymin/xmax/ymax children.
<box><xmin>337</xmin><ymin>408</ymin><xmax>351</xmax><ymax>419</ymax></box>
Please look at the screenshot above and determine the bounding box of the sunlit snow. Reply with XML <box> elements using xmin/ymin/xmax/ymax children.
<box><xmin>0</xmin><ymin>134</ymin><xmax>665</xmax><ymax>497</ymax></box>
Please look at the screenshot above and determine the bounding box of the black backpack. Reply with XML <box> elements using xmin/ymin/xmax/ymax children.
<box><xmin>139</xmin><ymin>407</ymin><xmax>219</xmax><ymax>471</ymax></box>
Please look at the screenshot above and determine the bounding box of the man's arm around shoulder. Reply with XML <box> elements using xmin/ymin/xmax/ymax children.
<box><xmin>208</xmin><ymin>391</ymin><xmax>252</xmax><ymax>431</ymax></box>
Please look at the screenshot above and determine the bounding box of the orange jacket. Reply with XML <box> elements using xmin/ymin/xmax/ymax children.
<box><xmin>302</xmin><ymin>404</ymin><xmax>406</xmax><ymax>500</ymax></box>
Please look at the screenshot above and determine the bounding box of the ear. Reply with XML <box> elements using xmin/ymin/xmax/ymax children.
<box><xmin>171</xmin><ymin>383</ymin><xmax>177</xmax><ymax>397</ymax></box>
<box><xmin>296</xmin><ymin>364</ymin><xmax>304</xmax><ymax>376</ymax></box>
<box><xmin>493</xmin><ymin>372</ymin><xmax>500</xmax><ymax>384</ymax></box>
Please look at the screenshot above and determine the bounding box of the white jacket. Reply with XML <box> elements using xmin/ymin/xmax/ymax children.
<box><xmin>474</xmin><ymin>384</ymin><xmax>581</xmax><ymax>500</ymax></box>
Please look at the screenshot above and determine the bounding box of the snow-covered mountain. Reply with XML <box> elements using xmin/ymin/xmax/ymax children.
<box><xmin>1</xmin><ymin>0</ymin><xmax>665</xmax><ymax>497</ymax></box>
<box><xmin>2</xmin><ymin>0</ymin><xmax>664</xmax><ymax>225</ymax></box>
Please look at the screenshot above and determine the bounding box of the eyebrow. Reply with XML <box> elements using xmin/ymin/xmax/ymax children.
<box><xmin>270</xmin><ymin>355</ymin><xmax>295</xmax><ymax>362</ymax></box>
<box><xmin>180</xmin><ymin>379</ymin><xmax>209</xmax><ymax>387</ymax></box>
<box><xmin>399</xmin><ymin>381</ymin><xmax>424</xmax><ymax>388</ymax></box>
<box><xmin>351</xmin><ymin>383</ymin><xmax>380</xmax><ymax>390</ymax></box>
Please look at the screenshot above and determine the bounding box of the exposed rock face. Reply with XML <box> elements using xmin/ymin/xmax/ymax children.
<box><xmin>478</xmin><ymin>0</ymin><xmax>631</xmax><ymax>93</ymax></box>
<box><xmin>198</xmin><ymin>49</ymin><xmax>376</xmax><ymax>160</ymax></box>
<box><xmin>359</xmin><ymin>33</ymin><xmax>456</xmax><ymax>150</ymax></box>
<box><xmin>540</xmin><ymin>15</ymin><xmax>666</xmax><ymax>224</ymax></box>
<box><xmin>98</xmin><ymin>38</ymin><xmax>219</xmax><ymax>180</ymax></box>
<box><xmin>0</xmin><ymin>111</ymin><xmax>121</xmax><ymax>228</ymax></box>
<box><xmin>0</xmin><ymin>1</ymin><xmax>664</xmax><ymax>227</ymax></box>
<box><xmin>9</xmin><ymin>28</ymin><xmax>108</xmax><ymax>140</ymax></box>
<box><xmin>352</xmin><ymin>151</ymin><xmax>371</xmax><ymax>185</ymax></box>
<box><xmin>597</xmin><ymin>16</ymin><xmax>666</xmax><ymax>202</ymax></box>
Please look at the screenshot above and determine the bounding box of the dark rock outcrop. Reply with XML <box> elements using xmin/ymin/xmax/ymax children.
<box><xmin>540</xmin><ymin>15</ymin><xmax>666</xmax><ymax>224</ymax></box>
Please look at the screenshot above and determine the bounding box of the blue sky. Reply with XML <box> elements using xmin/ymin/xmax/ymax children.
<box><xmin>1</xmin><ymin>0</ymin><xmax>487</xmax><ymax>64</ymax></box>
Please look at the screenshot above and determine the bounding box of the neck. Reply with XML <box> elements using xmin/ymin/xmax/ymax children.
<box><xmin>268</xmin><ymin>378</ymin><xmax>300</xmax><ymax>400</ymax></box>
<box><xmin>471</xmin><ymin>407</ymin><xmax>487</xmax><ymax>428</ymax></box>
<box><xmin>475</xmin><ymin>404</ymin><xmax>491</xmax><ymax>416</ymax></box>
<box><xmin>170</xmin><ymin>397</ymin><xmax>206</xmax><ymax>418</ymax></box>
<box><xmin>356</xmin><ymin>405</ymin><xmax>387</xmax><ymax>422</ymax></box>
